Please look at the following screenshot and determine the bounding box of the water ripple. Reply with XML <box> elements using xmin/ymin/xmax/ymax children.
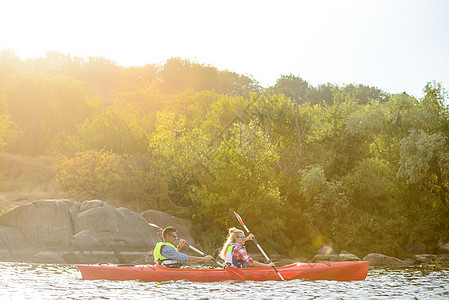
<box><xmin>0</xmin><ymin>263</ymin><xmax>448</xmax><ymax>299</ymax></box>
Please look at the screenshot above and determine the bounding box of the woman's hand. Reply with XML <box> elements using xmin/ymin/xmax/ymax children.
<box><xmin>244</xmin><ymin>233</ymin><xmax>254</xmax><ymax>242</ymax></box>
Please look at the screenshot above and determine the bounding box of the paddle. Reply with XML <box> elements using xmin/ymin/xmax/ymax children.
<box><xmin>148</xmin><ymin>222</ymin><xmax>245</xmax><ymax>279</ymax></box>
<box><xmin>230</xmin><ymin>209</ymin><xmax>285</xmax><ymax>281</ymax></box>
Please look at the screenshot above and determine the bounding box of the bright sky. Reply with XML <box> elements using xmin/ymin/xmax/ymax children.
<box><xmin>1</xmin><ymin>0</ymin><xmax>448</xmax><ymax>98</ymax></box>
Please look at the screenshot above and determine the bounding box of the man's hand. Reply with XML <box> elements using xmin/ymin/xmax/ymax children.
<box><xmin>177</xmin><ymin>239</ymin><xmax>186</xmax><ymax>250</ymax></box>
<box><xmin>202</xmin><ymin>255</ymin><xmax>213</xmax><ymax>261</ymax></box>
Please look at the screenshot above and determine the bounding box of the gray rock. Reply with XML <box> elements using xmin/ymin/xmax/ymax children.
<box><xmin>61</xmin><ymin>250</ymin><xmax>119</xmax><ymax>264</ymax></box>
<box><xmin>277</xmin><ymin>258</ymin><xmax>296</xmax><ymax>266</ymax></box>
<box><xmin>338</xmin><ymin>250</ymin><xmax>360</xmax><ymax>261</ymax></box>
<box><xmin>312</xmin><ymin>254</ymin><xmax>339</xmax><ymax>262</ymax></box>
<box><xmin>73</xmin><ymin>200</ymin><xmax>160</xmax><ymax>253</ymax></box>
<box><xmin>0</xmin><ymin>199</ymin><xmax>75</xmax><ymax>248</ymax></box>
<box><xmin>362</xmin><ymin>253</ymin><xmax>408</xmax><ymax>267</ymax></box>
<box><xmin>415</xmin><ymin>254</ymin><xmax>438</xmax><ymax>264</ymax></box>
<box><xmin>293</xmin><ymin>257</ymin><xmax>310</xmax><ymax>263</ymax></box>
<box><xmin>0</xmin><ymin>199</ymin><xmax>203</xmax><ymax>264</ymax></box>
<box><xmin>69</xmin><ymin>230</ymin><xmax>107</xmax><ymax>252</ymax></box>
<box><xmin>438</xmin><ymin>241</ymin><xmax>449</xmax><ymax>254</ymax></box>
<box><xmin>26</xmin><ymin>251</ymin><xmax>66</xmax><ymax>264</ymax></box>
<box><xmin>0</xmin><ymin>225</ymin><xmax>33</xmax><ymax>261</ymax></box>
<box><xmin>403</xmin><ymin>258</ymin><xmax>417</xmax><ymax>266</ymax></box>
<box><xmin>437</xmin><ymin>254</ymin><xmax>449</xmax><ymax>264</ymax></box>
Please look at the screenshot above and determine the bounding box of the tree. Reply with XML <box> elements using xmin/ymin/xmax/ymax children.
<box><xmin>157</xmin><ymin>57</ymin><xmax>259</xmax><ymax>96</ymax></box>
<box><xmin>190</xmin><ymin>121</ymin><xmax>286</xmax><ymax>251</ymax></box>
<box><xmin>0</xmin><ymin>74</ymin><xmax>100</xmax><ymax>155</ymax></box>
<box><xmin>398</xmin><ymin>130</ymin><xmax>449</xmax><ymax>205</ymax></box>
<box><xmin>272</xmin><ymin>74</ymin><xmax>309</xmax><ymax>104</ymax></box>
<box><xmin>56</xmin><ymin>150</ymin><xmax>123</xmax><ymax>199</ymax></box>
<box><xmin>66</xmin><ymin>106</ymin><xmax>149</xmax><ymax>155</ymax></box>
<box><xmin>0</xmin><ymin>113</ymin><xmax>21</xmax><ymax>150</ymax></box>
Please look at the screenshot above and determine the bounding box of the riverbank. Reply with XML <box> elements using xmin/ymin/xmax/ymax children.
<box><xmin>0</xmin><ymin>198</ymin><xmax>448</xmax><ymax>268</ymax></box>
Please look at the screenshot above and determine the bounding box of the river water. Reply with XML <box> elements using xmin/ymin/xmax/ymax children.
<box><xmin>0</xmin><ymin>263</ymin><xmax>448</xmax><ymax>299</ymax></box>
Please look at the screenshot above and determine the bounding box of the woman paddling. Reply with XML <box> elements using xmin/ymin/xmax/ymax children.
<box><xmin>219</xmin><ymin>227</ymin><xmax>275</xmax><ymax>268</ymax></box>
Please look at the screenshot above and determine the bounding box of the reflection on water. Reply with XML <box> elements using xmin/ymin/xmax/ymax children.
<box><xmin>0</xmin><ymin>263</ymin><xmax>448</xmax><ymax>299</ymax></box>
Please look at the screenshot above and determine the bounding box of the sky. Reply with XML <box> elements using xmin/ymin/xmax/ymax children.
<box><xmin>1</xmin><ymin>0</ymin><xmax>448</xmax><ymax>99</ymax></box>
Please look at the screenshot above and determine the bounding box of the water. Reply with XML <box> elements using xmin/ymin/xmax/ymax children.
<box><xmin>0</xmin><ymin>263</ymin><xmax>448</xmax><ymax>299</ymax></box>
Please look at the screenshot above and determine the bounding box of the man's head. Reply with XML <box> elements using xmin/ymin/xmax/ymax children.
<box><xmin>162</xmin><ymin>226</ymin><xmax>178</xmax><ymax>243</ymax></box>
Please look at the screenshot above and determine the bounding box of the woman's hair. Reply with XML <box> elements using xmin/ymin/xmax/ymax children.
<box><xmin>219</xmin><ymin>227</ymin><xmax>244</xmax><ymax>259</ymax></box>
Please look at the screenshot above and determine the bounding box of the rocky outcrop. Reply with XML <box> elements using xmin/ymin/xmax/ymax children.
<box><xmin>312</xmin><ymin>247</ymin><xmax>360</xmax><ymax>262</ymax></box>
<box><xmin>338</xmin><ymin>250</ymin><xmax>361</xmax><ymax>261</ymax></box>
<box><xmin>0</xmin><ymin>199</ymin><xmax>196</xmax><ymax>264</ymax></box>
<box><xmin>438</xmin><ymin>240</ymin><xmax>449</xmax><ymax>254</ymax></box>
<box><xmin>0</xmin><ymin>200</ymin><xmax>75</xmax><ymax>248</ymax></box>
<box><xmin>0</xmin><ymin>225</ymin><xmax>32</xmax><ymax>261</ymax></box>
<box><xmin>26</xmin><ymin>251</ymin><xmax>66</xmax><ymax>264</ymax></box>
<box><xmin>362</xmin><ymin>253</ymin><xmax>408</xmax><ymax>267</ymax></box>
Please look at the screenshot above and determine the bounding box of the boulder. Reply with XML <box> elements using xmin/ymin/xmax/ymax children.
<box><xmin>0</xmin><ymin>225</ymin><xmax>33</xmax><ymax>261</ymax></box>
<box><xmin>277</xmin><ymin>258</ymin><xmax>296</xmax><ymax>266</ymax></box>
<box><xmin>403</xmin><ymin>258</ymin><xmax>417</xmax><ymax>266</ymax></box>
<box><xmin>415</xmin><ymin>254</ymin><xmax>438</xmax><ymax>264</ymax></box>
<box><xmin>362</xmin><ymin>253</ymin><xmax>408</xmax><ymax>267</ymax></box>
<box><xmin>293</xmin><ymin>257</ymin><xmax>310</xmax><ymax>263</ymax></box>
<box><xmin>312</xmin><ymin>254</ymin><xmax>339</xmax><ymax>262</ymax></box>
<box><xmin>0</xmin><ymin>199</ymin><xmax>75</xmax><ymax>248</ymax></box>
<box><xmin>69</xmin><ymin>229</ymin><xmax>107</xmax><ymax>252</ymax></box>
<box><xmin>141</xmin><ymin>210</ymin><xmax>196</xmax><ymax>245</ymax></box>
<box><xmin>61</xmin><ymin>250</ymin><xmax>119</xmax><ymax>264</ymax></box>
<box><xmin>437</xmin><ymin>254</ymin><xmax>449</xmax><ymax>264</ymax></box>
<box><xmin>338</xmin><ymin>250</ymin><xmax>360</xmax><ymax>261</ymax></box>
<box><xmin>72</xmin><ymin>200</ymin><xmax>160</xmax><ymax>253</ymax></box>
<box><xmin>0</xmin><ymin>199</ymin><xmax>199</xmax><ymax>264</ymax></box>
<box><xmin>437</xmin><ymin>240</ymin><xmax>449</xmax><ymax>254</ymax></box>
<box><xmin>26</xmin><ymin>251</ymin><xmax>66</xmax><ymax>264</ymax></box>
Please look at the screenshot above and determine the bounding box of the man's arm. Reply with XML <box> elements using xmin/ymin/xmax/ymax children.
<box><xmin>160</xmin><ymin>246</ymin><xmax>189</xmax><ymax>263</ymax></box>
<box><xmin>161</xmin><ymin>245</ymin><xmax>213</xmax><ymax>263</ymax></box>
<box><xmin>187</xmin><ymin>255</ymin><xmax>213</xmax><ymax>263</ymax></box>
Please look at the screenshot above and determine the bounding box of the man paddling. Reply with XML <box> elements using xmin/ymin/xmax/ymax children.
<box><xmin>153</xmin><ymin>226</ymin><xmax>213</xmax><ymax>268</ymax></box>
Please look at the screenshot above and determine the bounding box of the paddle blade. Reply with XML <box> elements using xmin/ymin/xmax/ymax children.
<box><xmin>148</xmin><ymin>223</ymin><xmax>164</xmax><ymax>231</ymax></box>
<box><xmin>230</xmin><ymin>209</ymin><xmax>246</xmax><ymax>228</ymax></box>
<box><xmin>225</xmin><ymin>266</ymin><xmax>245</xmax><ymax>280</ymax></box>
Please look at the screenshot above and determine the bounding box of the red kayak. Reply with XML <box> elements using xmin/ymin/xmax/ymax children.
<box><xmin>77</xmin><ymin>261</ymin><xmax>369</xmax><ymax>282</ymax></box>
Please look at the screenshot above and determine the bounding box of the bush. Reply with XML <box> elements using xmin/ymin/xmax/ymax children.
<box><xmin>56</xmin><ymin>150</ymin><xmax>123</xmax><ymax>199</ymax></box>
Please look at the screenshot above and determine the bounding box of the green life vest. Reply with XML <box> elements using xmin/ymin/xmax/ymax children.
<box><xmin>154</xmin><ymin>242</ymin><xmax>177</xmax><ymax>262</ymax></box>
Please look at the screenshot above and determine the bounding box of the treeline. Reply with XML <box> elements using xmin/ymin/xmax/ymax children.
<box><xmin>0</xmin><ymin>50</ymin><xmax>448</xmax><ymax>259</ymax></box>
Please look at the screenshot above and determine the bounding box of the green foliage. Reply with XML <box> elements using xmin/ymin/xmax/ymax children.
<box><xmin>272</xmin><ymin>74</ymin><xmax>309</xmax><ymax>103</ymax></box>
<box><xmin>68</xmin><ymin>107</ymin><xmax>149</xmax><ymax>154</ymax></box>
<box><xmin>56</xmin><ymin>150</ymin><xmax>123</xmax><ymax>199</ymax></box>
<box><xmin>0</xmin><ymin>73</ymin><xmax>100</xmax><ymax>154</ymax></box>
<box><xmin>398</xmin><ymin>130</ymin><xmax>449</xmax><ymax>204</ymax></box>
<box><xmin>0</xmin><ymin>113</ymin><xmax>22</xmax><ymax>150</ymax></box>
<box><xmin>298</xmin><ymin>165</ymin><xmax>349</xmax><ymax>247</ymax></box>
<box><xmin>190</xmin><ymin>122</ymin><xmax>286</xmax><ymax>250</ymax></box>
<box><xmin>157</xmin><ymin>57</ymin><xmax>259</xmax><ymax>96</ymax></box>
<box><xmin>1</xmin><ymin>51</ymin><xmax>448</xmax><ymax>259</ymax></box>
